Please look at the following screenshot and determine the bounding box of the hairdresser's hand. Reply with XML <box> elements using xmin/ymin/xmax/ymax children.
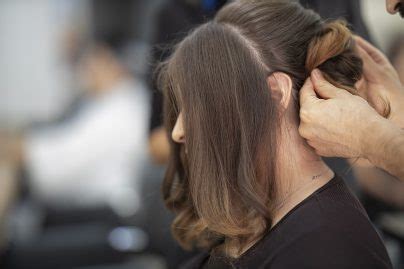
<box><xmin>299</xmin><ymin>69</ymin><xmax>386</xmax><ymax>158</ymax></box>
<box><xmin>354</xmin><ymin>36</ymin><xmax>404</xmax><ymax>128</ymax></box>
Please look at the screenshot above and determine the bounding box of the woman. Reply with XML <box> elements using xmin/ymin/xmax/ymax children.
<box><xmin>158</xmin><ymin>0</ymin><xmax>393</xmax><ymax>268</ymax></box>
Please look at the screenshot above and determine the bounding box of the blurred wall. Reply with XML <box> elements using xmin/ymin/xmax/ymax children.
<box><xmin>361</xmin><ymin>0</ymin><xmax>404</xmax><ymax>52</ymax></box>
<box><xmin>0</xmin><ymin>0</ymin><xmax>91</xmax><ymax>128</ymax></box>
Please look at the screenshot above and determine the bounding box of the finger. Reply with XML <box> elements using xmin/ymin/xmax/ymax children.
<box><xmin>299</xmin><ymin>78</ymin><xmax>319</xmax><ymax>106</ymax></box>
<box><xmin>354</xmin><ymin>77</ymin><xmax>368</xmax><ymax>100</ymax></box>
<box><xmin>356</xmin><ymin>46</ymin><xmax>380</xmax><ymax>82</ymax></box>
<box><xmin>354</xmin><ymin>36</ymin><xmax>389</xmax><ymax>65</ymax></box>
<box><xmin>306</xmin><ymin>139</ymin><xmax>317</xmax><ymax>149</ymax></box>
<box><xmin>305</xmin><ymin>140</ymin><xmax>332</xmax><ymax>157</ymax></box>
<box><xmin>298</xmin><ymin>123</ymin><xmax>312</xmax><ymax>140</ymax></box>
<box><xmin>314</xmin><ymin>148</ymin><xmax>333</xmax><ymax>158</ymax></box>
<box><xmin>306</xmin><ymin>141</ymin><xmax>334</xmax><ymax>158</ymax></box>
<box><xmin>310</xmin><ymin>69</ymin><xmax>349</xmax><ymax>99</ymax></box>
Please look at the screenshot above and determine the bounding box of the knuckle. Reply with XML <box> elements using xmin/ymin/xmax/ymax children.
<box><xmin>315</xmin><ymin>80</ymin><xmax>326</xmax><ymax>89</ymax></box>
<box><xmin>298</xmin><ymin>125</ymin><xmax>306</xmax><ymax>136</ymax></box>
<box><xmin>299</xmin><ymin>107</ymin><xmax>313</xmax><ymax>122</ymax></box>
<box><xmin>307</xmin><ymin>140</ymin><xmax>316</xmax><ymax>149</ymax></box>
<box><xmin>314</xmin><ymin>147</ymin><xmax>328</xmax><ymax>157</ymax></box>
<box><xmin>299</xmin><ymin>126</ymin><xmax>312</xmax><ymax>140</ymax></box>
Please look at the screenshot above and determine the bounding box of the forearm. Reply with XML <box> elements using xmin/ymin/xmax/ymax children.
<box><xmin>351</xmin><ymin>158</ymin><xmax>404</xmax><ymax>208</ymax></box>
<box><xmin>0</xmin><ymin>161</ymin><xmax>18</xmax><ymax>250</ymax></box>
<box><xmin>365</xmin><ymin>118</ymin><xmax>404</xmax><ymax>181</ymax></box>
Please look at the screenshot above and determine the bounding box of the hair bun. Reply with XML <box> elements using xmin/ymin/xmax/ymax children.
<box><xmin>306</xmin><ymin>20</ymin><xmax>363</xmax><ymax>93</ymax></box>
<box><xmin>306</xmin><ymin>20</ymin><xmax>352</xmax><ymax>70</ymax></box>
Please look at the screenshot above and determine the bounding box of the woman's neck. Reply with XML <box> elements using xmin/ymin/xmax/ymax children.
<box><xmin>271</xmin><ymin>123</ymin><xmax>334</xmax><ymax>227</ymax></box>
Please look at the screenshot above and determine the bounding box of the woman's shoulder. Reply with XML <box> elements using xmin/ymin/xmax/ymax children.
<box><xmin>241</xmin><ymin>209</ymin><xmax>393</xmax><ymax>268</ymax></box>
<box><xmin>179</xmin><ymin>176</ymin><xmax>393</xmax><ymax>269</ymax></box>
<box><xmin>271</xmin><ymin>175</ymin><xmax>372</xmax><ymax>234</ymax></box>
<box><xmin>282</xmin><ymin>175</ymin><xmax>391</xmax><ymax>264</ymax></box>
<box><xmin>237</xmin><ymin>176</ymin><xmax>393</xmax><ymax>268</ymax></box>
<box><xmin>314</xmin><ymin>174</ymin><xmax>368</xmax><ymax>216</ymax></box>
<box><xmin>266</xmin><ymin>221</ymin><xmax>392</xmax><ymax>269</ymax></box>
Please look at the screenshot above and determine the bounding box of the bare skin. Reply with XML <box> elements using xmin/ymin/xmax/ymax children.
<box><xmin>352</xmin><ymin>158</ymin><xmax>404</xmax><ymax>208</ymax></box>
<box><xmin>354</xmin><ymin>36</ymin><xmax>404</xmax><ymax>128</ymax></box>
<box><xmin>299</xmin><ymin>35</ymin><xmax>404</xmax><ymax>181</ymax></box>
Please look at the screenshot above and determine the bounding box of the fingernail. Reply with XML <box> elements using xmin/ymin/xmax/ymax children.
<box><xmin>312</xmin><ymin>69</ymin><xmax>322</xmax><ymax>80</ymax></box>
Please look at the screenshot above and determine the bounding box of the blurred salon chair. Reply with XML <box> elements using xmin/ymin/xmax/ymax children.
<box><xmin>2</xmin><ymin>160</ymin><xmax>173</xmax><ymax>269</ymax></box>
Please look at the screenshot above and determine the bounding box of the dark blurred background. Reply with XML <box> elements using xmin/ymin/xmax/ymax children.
<box><xmin>0</xmin><ymin>0</ymin><xmax>402</xmax><ymax>268</ymax></box>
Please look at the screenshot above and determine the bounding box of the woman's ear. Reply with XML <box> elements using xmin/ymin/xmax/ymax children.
<box><xmin>267</xmin><ymin>72</ymin><xmax>293</xmax><ymax>111</ymax></box>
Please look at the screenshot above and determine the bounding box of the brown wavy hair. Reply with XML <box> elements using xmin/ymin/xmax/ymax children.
<box><xmin>158</xmin><ymin>0</ymin><xmax>362</xmax><ymax>258</ymax></box>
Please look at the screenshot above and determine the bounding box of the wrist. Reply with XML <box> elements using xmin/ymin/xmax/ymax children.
<box><xmin>360</xmin><ymin>114</ymin><xmax>390</xmax><ymax>159</ymax></box>
<box><xmin>364</xmin><ymin>117</ymin><xmax>403</xmax><ymax>167</ymax></box>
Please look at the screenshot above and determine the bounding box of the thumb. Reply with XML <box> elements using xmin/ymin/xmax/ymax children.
<box><xmin>299</xmin><ymin>78</ymin><xmax>319</xmax><ymax>106</ymax></box>
<box><xmin>311</xmin><ymin>69</ymin><xmax>347</xmax><ymax>99</ymax></box>
<box><xmin>356</xmin><ymin>46</ymin><xmax>380</xmax><ymax>82</ymax></box>
<box><xmin>354</xmin><ymin>36</ymin><xmax>389</xmax><ymax>66</ymax></box>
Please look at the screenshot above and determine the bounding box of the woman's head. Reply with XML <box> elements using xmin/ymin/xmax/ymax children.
<box><xmin>159</xmin><ymin>0</ymin><xmax>362</xmax><ymax>257</ymax></box>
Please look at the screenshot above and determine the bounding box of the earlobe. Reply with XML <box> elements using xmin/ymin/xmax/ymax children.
<box><xmin>267</xmin><ymin>72</ymin><xmax>293</xmax><ymax>110</ymax></box>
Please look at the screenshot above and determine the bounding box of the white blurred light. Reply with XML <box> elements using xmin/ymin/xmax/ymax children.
<box><xmin>108</xmin><ymin>226</ymin><xmax>148</xmax><ymax>252</ymax></box>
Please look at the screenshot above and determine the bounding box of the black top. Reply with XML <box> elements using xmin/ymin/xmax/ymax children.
<box><xmin>180</xmin><ymin>176</ymin><xmax>393</xmax><ymax>269</ymax></box>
